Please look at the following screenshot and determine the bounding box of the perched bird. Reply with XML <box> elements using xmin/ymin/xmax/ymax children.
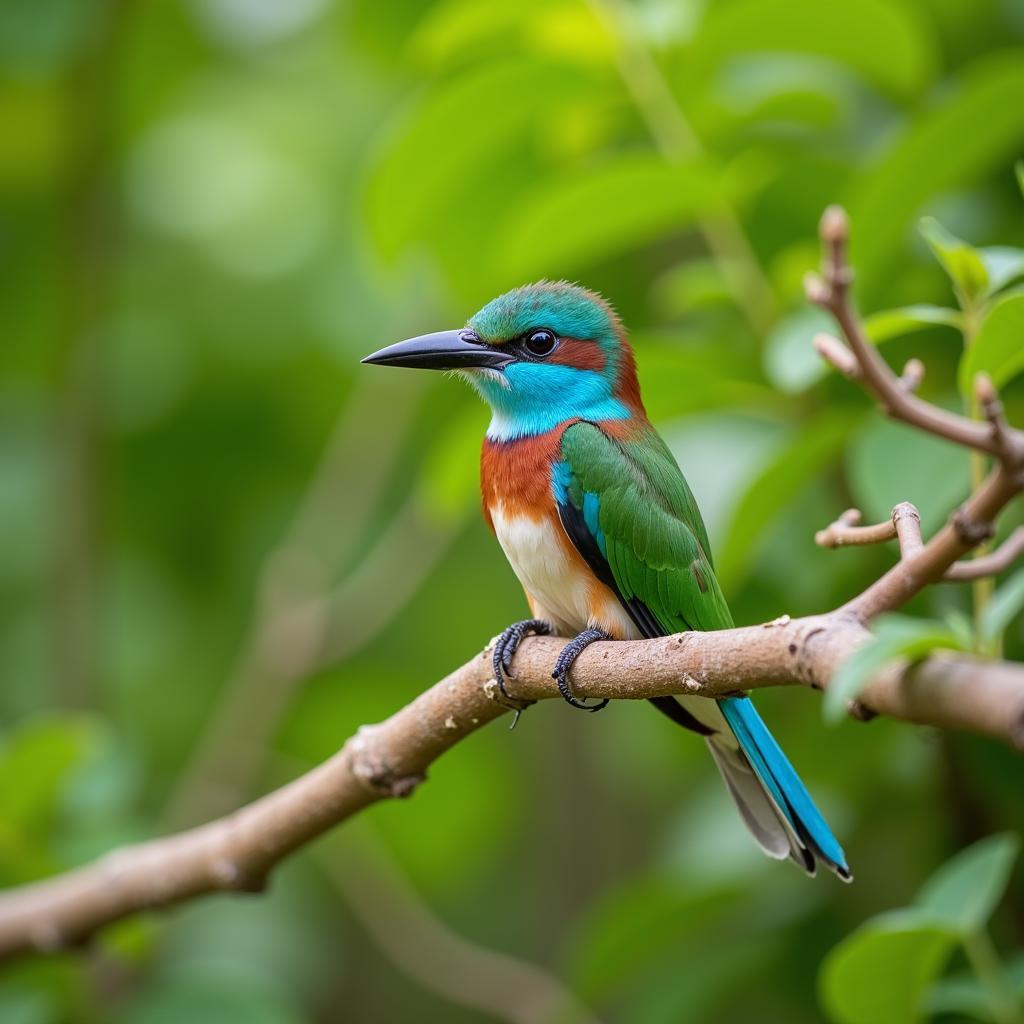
<box><xmin>364</xmin><ymin>281</ymin><xmax>850</xmax><ymax>879</ymax></box>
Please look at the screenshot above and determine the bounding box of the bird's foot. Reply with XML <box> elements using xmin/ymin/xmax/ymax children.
<box><xmin>552</xmin><ymin>629</ymin><xmax>612</xmax><ymax>712</ymax></box>
<box><xmin>492</xmin><ymin>619</ymin><xmax>551</xmax><ymax>713</ymax></box>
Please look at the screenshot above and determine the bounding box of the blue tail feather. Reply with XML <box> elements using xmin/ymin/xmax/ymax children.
<box><xmin>719</xmin><ymin>696</ymin><xmax>850</xmax><ymax>879</ymax></box>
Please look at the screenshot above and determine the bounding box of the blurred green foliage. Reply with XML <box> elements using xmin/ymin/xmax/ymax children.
<box><xmin>822</xmin><ymin>834</ymin><xmax>1022</xmax><ymax>1024</ymax></box>
<box><xmin>1</xmin><ymin>0</ymin><xmax>1024</xmax><ymax>1021</ymax></box>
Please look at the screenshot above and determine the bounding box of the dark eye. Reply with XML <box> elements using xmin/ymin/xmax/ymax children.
<box><xmin>524</xmin><ymin>329</ymin><xmax>557</xmax><ymax>357</ymax></box>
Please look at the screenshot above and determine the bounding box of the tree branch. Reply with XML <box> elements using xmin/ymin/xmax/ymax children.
<box><xmin>806</xmin><ymin>212</ymin><xmax>1024</xmax><ymax>461</ymax></box>
<box><xmin>805</xmin><ymin>206</ymin><xmax>1024</xmax><ymax>621</ymax></box>
<box><xmin>2</xmin><ymin>615</ymin><xmax>1024</xmax><ymax>960</ymax></box>
<box><xmin>815</xmin><ymin>503</ymin><xmax>921</xmax><ymax>550</ymax></box>
<box><xmin>944</xmin><ymin>527</ymin><xmax>1024</xmax><ymax>582</ymax></box>
<box><xmin>815</xmin><ymin>504</ymin><xmax>1024</xmax><ymax>581</ymax></box>
<box><xmin>3</xmin><ymin>204</ymin><xmax>1024</xmax><ymax>963</ymax></box>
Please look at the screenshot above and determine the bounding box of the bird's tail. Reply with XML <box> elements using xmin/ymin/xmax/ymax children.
<box><xmin>708</xmin><ymin>695</ymin><xmax>851</xmax><ymax>881</ymax></box>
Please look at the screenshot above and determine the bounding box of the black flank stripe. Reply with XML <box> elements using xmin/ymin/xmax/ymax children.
<box><xmin>556</xmin><ymin>500</ymin><xmax>715</xmax><ymax>737</ymax></box>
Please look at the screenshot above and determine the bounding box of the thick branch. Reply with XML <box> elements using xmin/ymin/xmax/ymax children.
<box><xmin>2</xmin><ymin>615</ymin><xmax>1024</xmax><ymax>960</ymax></box>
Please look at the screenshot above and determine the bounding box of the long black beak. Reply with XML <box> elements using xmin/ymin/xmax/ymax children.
<box><xmin>362</xmin><ymin>330</ymin><xmax>513</xmax><ymax>371</ymax></box>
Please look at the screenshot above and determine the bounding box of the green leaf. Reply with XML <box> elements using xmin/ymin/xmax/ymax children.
<box><xmin>718</xmin><ymin>410</ymin><xmax>857</xmax><ymax>590</ymax></box>
<box><xmin>626</xmin><ymin>936</ymin><xmax>776</xmax><ymax>1024</ymax></box>
<box><xmin>919</xmin><ymin>217</ymin><xmax>989</xmax><ymax>306</ymax></box>
<box><xmin>981</xmin><ymin>246</ymin><xmax>1024</xmax><ymax>295</ymax></box>
<box><xmin>820</xmin><ymin>908</ymin><xmax>959</xmax><ymax>1024</ymax></box>
<box><xmin>115</xmin><ymin>979</ymin><xmax>303</xmax><ymax>1024</ymax></box>
<box><xmin>0</xmin><ymin>716</ymin><xmax>105</xmax><ymax>884</ymax></box>
<box><xmin>366</xmin><ymin>57</ymin><xmax>591</xmax><ymax>258</ymax></box>
<box><xmin>763</xmin><ymin>305</ymin><xmax>960</xmax><ymax>395</ymax></box>
<box><xmin>926</xmin><ymin>953</ymin><xmax>1024</xmax><ymax>1020</ymax></box>
<box><xmin>636</xmin><ymin>338</ymin><xmax>784</xmax><ymax>422</ymax></box>
<box><xmin>0</xmin><ymin>716</ymin><xmax>100</xmax><ymax>833</ymax></box>
<box><xmin>863</xmin><ymin>304</ymin><xmax>962</xmax><ymax>343</ymax></box>
<box><xmin>693</xmin><ymin>0</ymin><xmax>937</xmax><ymax>100</ymax></box>
<box><xmin>942</xmin><ymin>608</ymin><xmax>976</xmax><ymax>652</ymax></box>
<box><xmin>847</xmin><ymin>416</ymin><xmax>972</xmax><ymax>536</ymax></box>
<box><xmin>824</xmin><ymin>616</ymin><xmax>967</xmax><ymax>723</ymax></box>
<box><xmin>925</xmin><ymin>971</ymin><xmax>996</xmax><ymax>1021</ymax></box>
<box><xmin>0</xmin><ymin>989</ymin><xmax>59</xmax><ymax>1024</ymax></box>
<box><xmin>916</xmin><ymin>833</ymin><xmax>1020</xmax><ymax>935</ymax></box>
<box><xmin>410</xmin><ymin>0</ymin><xmax>548</xmax><ymax>66</ymax></box>
<box><xmin>662</xmin><ymin>413</ymin><xmax>789</xmax><ymax>555</ymax></box>
<box><xmin>650</xmin><ymin>260</ymin><xmax>733</xmax><ymax>318</ymax></box>
<box><xmin>851</xmin><ymin>55</ymin><xmax>1024</xmax><ymax>299</ymax></box>
<box><xmin>959</xmin><ymin>292</ymin><xmax>1024</xmax><ymax>397</ymax></box>
<box><xmin>567</xmin><ymin>877</ymin><xmax>742</xmax><ymax>1000</ymax></box>
<box><xmin>763</xmin><ymin>307</ymin><xmax>836</xmax><ymax>394</ymax></box>
<box><xmin>411</xmin><ymin>0</ymin><xmax>614</xmax><ymax>69</ymax></box>
<box><xmin>417</xmin><ymin>401</ymin><xmax>488</xmax><ymax>524</ymax></box>
<box><xmin>497</xmin><ymin>155</ymin><xmax>719</xmax><ymax>279</ymax></box>
<box><xmin>979</xmin><ymin>570</ymin><xmax>1024</xmax><ymax>647</ymax></box>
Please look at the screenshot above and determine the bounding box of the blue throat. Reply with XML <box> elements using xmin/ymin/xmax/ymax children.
<box><xmin>474</xmin><ymin>363</ymin><xmax>630</xmax><ymax>441</ymax></box>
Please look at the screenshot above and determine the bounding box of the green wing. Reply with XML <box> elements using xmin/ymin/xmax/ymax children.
<box><xmin>556</xmin><ymin>420</ymin><xmax>733</xmax><ymax>635</ymax></box>
<box><xmin>558</xmin><ymin>424</ymin><xmax>852</xmax><ymax>879</ymax></box>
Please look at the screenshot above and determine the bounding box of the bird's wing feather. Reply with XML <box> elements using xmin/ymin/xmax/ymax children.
<box><xmin>554</xmin><ymin>420</ymin><xmax>851</xmax><ymax>880</ymax></box>
<box><xmin>555</xmin><ymin>419</ymin><xmax>728</xmax><ymax>737</ymax></box>
<box><xmin>555</xmin><ymin>420</ymin><xmax>732</xmax><ymax>636</ymax></box>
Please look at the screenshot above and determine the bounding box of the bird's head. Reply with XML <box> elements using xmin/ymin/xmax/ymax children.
<box><xmin>363</xmin><ymin>281</ymin><xmax>644</xmax><ymax>440</ymax></box>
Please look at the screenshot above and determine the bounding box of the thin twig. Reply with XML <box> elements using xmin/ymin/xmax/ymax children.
<box><xmin>815</xmin><ymin>503</ymin><xmax>922</xmax><ymax>556</ymax></box>
<box><xmin>813</xmin><ymin>333</ymin><xmax>862</xmax><ymax>381</ymax></box>
<box><xmin>975</xmin><ymin>372</ymin><xmax>1016</xmax><ymax>462</ymax></box>
<box><xmin>945</xmin><ymin>528</ymin><xmax>1024</xmax><ymax>582</ymax></box>
<box><xmin>900</xmin><ymin>358</ymin><xmax>925</xmax><ymax>393</ymax></box>
<box><xmin>816</xmin><ymin>508</ymin><xmax>896</xmax><ymax>548</ymax></box>
<box><xmin>817</xmin><ymin>504</ymin><xmax>1024</xmax><ymax>583</ymax></box>
<box><xmin>806</xmin><ymin>207</ymin><xmax>1024</xmax><ymax>462</ymax></box>
<box><xmin>806</xmin><ymin>206</ymin><xmax>1024</xmax><ymax>620</ymax></box>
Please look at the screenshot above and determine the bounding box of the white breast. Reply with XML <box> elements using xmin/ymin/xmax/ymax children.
<box><xmin>489</xmin><ymin>503</ymin><xmax>639</xmax><ymax>639</ymax></box>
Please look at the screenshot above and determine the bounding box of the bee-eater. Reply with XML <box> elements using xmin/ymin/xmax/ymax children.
<box><xmin>364</xmin><ymin>281</ymin><xmax>850</xmax><ymax>879</ymax></box>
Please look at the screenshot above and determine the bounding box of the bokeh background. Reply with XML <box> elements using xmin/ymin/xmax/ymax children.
<box><xmin>2</xmin><ymin>0</ymin><xmax>1024</xmax><ymax>1021</ymax></box>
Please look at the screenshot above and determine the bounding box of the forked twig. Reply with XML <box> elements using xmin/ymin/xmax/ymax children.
<box><xmin>806</xmin><ymin>206</ymin><xmax>1024</xmax><ymax>618</ymax></box>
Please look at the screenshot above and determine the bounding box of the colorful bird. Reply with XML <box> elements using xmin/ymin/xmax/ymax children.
<box><xmin>364</xmin><ymin>281</ymin><xmax>850</xmax><ymax>880</ymax></box>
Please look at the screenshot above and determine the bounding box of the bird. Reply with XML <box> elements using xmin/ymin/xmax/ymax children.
<box><xmin>363</xmin><ymin>281</ymin><xmax>850</xmax><ymax>880</ymax></box>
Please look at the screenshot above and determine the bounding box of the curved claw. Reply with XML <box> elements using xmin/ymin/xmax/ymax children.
<box><xmin>501</xmin><ymin>642</ymin><xmax>517</xmax><ymax>678</ymax></box>
<box><xmin>553</xmin><ymin>668</ymin><xmax>610</xmax><ymax>712</ymax></box>
<box><xmin>492</xmin><ymin>619</ymin><xmax>551</xmax><ymax>702</ymax></box>
<box><xmin>551</xmin><ymin>628</ymin><xmax>612</xmax><ymax>713</ymax></box>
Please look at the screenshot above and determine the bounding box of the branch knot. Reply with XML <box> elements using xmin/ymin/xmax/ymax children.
<box><xmin>951</xmin><ymin>508</ymin><xmax>996</xmax><ymax>547</ymax></box>
<box><xmin>350</xmin><ymin>726</ymin><xmax>426</xmax><ymax>798</ymax></box>
<box><xmin>483</xmin><ymin>677</ymin><xmax>534</xmax><ymax>713</ymax></box>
